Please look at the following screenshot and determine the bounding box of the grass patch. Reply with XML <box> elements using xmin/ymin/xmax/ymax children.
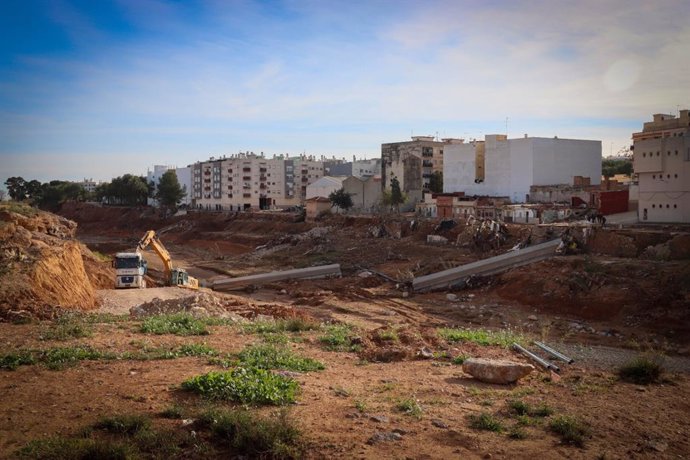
<box><xmin>85</xmin><ymin>313</ymin><xmax>131</xmax><ymax>324</ymax></box>
<box><xmin>140</xmin><ymin>313</ymin><xmax>210</xmax><ymax>336</ymax></box>
<box><xmin>439</xmin><ymin>327</ymin><xmax>524</xmax><ymax>347</ymax></box>
<box><xmin>0</xmin><ymin>350</ymin><xmax>36</xmax><ymax>370</ymax></box>
<box><xmin>507</xmin><ymin>399</ymin><xmax>530</xmax><ymax>416</ymax></box>
<box><xmin>39</xmin><ymin>345</ymin><xmax>114</xmax><ymax>370</ymax></box>
<box><xmin>618</xmin><ymin>355</ymin><xmax>664</xmax><ymax>385</ymax></box>
<box><xmin>468</xmin><ymin>412</ymin><xmax>504</xmax><ymax>432</ymax></box>
<box><xmin>40</xmin><ymin>315</ymin><xmax>93</xmax><ymax>341</ymax></box>
<box><xmin>548</xmin><ymin>415</ymin><xmax>590</xmax><ymax>447</ymax></box>
<box><xmin>94</xmin><ymin>414</ymin><xmax>151</xmax><ymax>435</ymax></box>
<box><xmin>377</xmin><ymin>327</ymin><xmax>399</xmax><ymax>342</ymax></box>
<box><xmin>354</xmin><ymin>399</ymin><xmax>368</xmax><ymax>413</ymax></box>
<box><xmin>177</xmin><ymin>343</ymin><xmax>219</xmax><ymax>357</ymax></box>
<box><xmin>243</xmin><ymin>317</ymin><xmax>320</xmax><ymax>334</ymax></box>
<box><xmin>396</xmin><ymin>397</ymin><xmax>423</xmax><ymax>418</ymax></box>
<box><xmin>509</xmin><ymin>425</ymin><xmax>528</xmax><ymax>440</ymax></box>
<box><xmin>318</xmin><ymin>324</ymin><xmax>360</xmax><ymax>352</ymax></box>
<box><xmin>507</xmin><ymin>399</ymin><xmax>553</xmax><ymax>419</ymax></box>
<box><xmin>16</xmin><ymin>437</ymin><xmax>136</xmax><ymax>459</ymax></box>
<box><xmin>451</xmin><ymin>354</ymin><xmax>469</xmax><ymax>365</ymax></box>
<box><xmin>182</xmin><ymin>367</ymin><xmax>299</xmax><ymax>405</ymax></box>
<box><xmin>160</xmin><ymin>405</ymin><xmax>184</xmax><ymax>419</ymax></box>
<box><xmin>237</xmin><ymin>344</ymin><xmax>324</xmax><ymax>372</ymax></box>
<box><xmin>198</xmin><ymin>408</ymin><xmax>303</xmax><ymax>459</ymax></box>
<box><xmin>1</xmin><ymin>201</ymin><xmax>38</xmax><ymax>217</ymax></box>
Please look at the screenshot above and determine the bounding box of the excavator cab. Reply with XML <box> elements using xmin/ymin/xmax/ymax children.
<box><xmin>171</xmin><ymin>268</ymin><xmax>199</xmax><ymax>289</ymax></box>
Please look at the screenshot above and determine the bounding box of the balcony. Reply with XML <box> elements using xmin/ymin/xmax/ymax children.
<box><xmin>259</xmin><ymin>168</ymin><xmax>267</xmax><ymax>173</ymax></box>
<box><xmin>259</xmin><ymin>175</ymin><xmax>267</xmax><ymax>181</ymax></box>
<box><xmin>242</xmin><ymin>176</ymin><xmax>251</xmax><ymax>181</ymax></box>
<box><xmin>243</xmin><ymin>167</ymin><xmax>251</xmax><ymax>172</ymax></box>
<box><xmin>259</xmin><ymin>184</ymin><xmax>267</xmax><ymax>189</ymax></box>
<box><xmin>243</xmin><ymin>193</ymin><xmax>251</xmax><ymax>198</ymax></box>
<box><xmin>422</xmin><ymin>160</ymin><xmax>433</xmax><ymax>167</ymax></box>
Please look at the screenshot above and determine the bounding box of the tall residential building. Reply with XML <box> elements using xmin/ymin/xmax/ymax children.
<box><xmin>381</xmin><ymin>136</ymin><xmax>457</xmax><ymax>209</ymax></box>
<box><xmin>633</xmin><ymin>110</ymin><xmax>690</xmax><ymax>222</ymax></box>
<box><xmin>444</xmin><ymin>134</ymin><xmax>601</xmax><ymax>203</ymax></box>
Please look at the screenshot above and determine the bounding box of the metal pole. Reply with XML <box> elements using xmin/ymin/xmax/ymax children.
<box><xmin>512</xmin><ymin>343</ymin><xmax>560</xmax><ymax>373</ymax></box>
<box><xmin>533</xmin><ymin>341</ymin><xmax>575</xmax><ymax>364</ymax></box>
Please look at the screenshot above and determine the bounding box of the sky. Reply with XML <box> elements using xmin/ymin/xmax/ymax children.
<box><xmin>1</xmin><ymin>0</ymin><xmax>689</xmax><ymax>186</ymax></box>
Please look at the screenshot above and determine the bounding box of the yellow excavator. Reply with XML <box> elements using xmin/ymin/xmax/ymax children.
<box><xmin>114</xmin><ymin>230</ymin><xmax>198</xmax><ymax>289</ymax></box>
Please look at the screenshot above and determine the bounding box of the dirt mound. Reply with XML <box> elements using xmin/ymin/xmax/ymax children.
<box><xmin>0</xmin><ymin>204</ymin><xmax>102</xmax><ymax>320</ymax></box>
<box><xmin>130</xmin><ymin>291</ymin><xmax>315</xmax><ymax>321</ymax></box>
<box><xmin>358</xmin><ymin>325</ymin><xmax>443</xmax><ymax>362</ymax></box>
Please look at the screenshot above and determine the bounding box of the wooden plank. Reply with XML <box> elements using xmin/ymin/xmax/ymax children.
<box><xmin>212</xmin><ymin>264</ymin><xmax>342</xmax><ymax>291</ymax></box>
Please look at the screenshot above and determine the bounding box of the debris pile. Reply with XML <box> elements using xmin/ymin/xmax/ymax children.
<box><xmin>358</xmin><ymin>325</ymin><xmax>442</xmax><ymax>362</ymax></box>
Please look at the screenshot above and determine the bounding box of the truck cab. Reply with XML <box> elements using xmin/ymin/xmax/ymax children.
<box><xmin>113</xmin><ymin>252</ymin><xmax>148</xmax><ymax>288</ymax></box>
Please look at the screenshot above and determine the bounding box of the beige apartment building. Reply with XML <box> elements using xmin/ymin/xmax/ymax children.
<box><xmin>633</xmin><ymin>110</ymin><xmax>690</xmax><ymax>223</ymax></box>
<box><xmin>381</xmin><ymin>136</ymin><xmax>461</xmax><ymax>209</ymax></box>
<box><xmin>191</xmin><ymin>153</ymin><xmax>326</xmax><ymax>211</ymax></box>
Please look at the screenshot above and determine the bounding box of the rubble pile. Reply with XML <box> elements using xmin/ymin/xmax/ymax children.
<box><xmin>358</xmin><ymin>325</ymin><xmax>443</xmax><ymax>362</ymax></box>
<box><xmin>129</xmin><ymin>292</ymin><xmax>314</xmax><ymax>322</ymax></box>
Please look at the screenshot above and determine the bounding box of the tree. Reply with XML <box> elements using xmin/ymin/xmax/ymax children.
<box><xmin>155</xmin><ymin>170</ymin><xmax>186</xmax><ymax>210</ymax></box>
<box><xmin>4</xmin><ymin>177</ymin><xmax>27</xmax><ymax>200</ymax></box>
<box><xmin>98</xmin><ymin>175</ymin><xmax>149</xmax><ymax>206</ymax></box>
<box><xmin>428</xmin><ymin>171</ymin><xmax>443</xmax><ymax>193</ymax></box>
<box><xmin>328</xmin><ymin>188</ymin><xmax>353</xmax><ymax>213</ymax></box>
<box><xmin>383</xmin><ymin>176</ymin><xmax>407</xmax><ymax>212</ymax></box>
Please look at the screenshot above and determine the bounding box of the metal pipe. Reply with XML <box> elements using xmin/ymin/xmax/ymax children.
<box><xmin>512</xmin><ymin>343</ymin><xmax>560</xmax><ymax>373</ymax></box>
<box><xmin>533</xmin><ymin>341</ymin><xmax>574</xmax><ymax>364</ymax></box>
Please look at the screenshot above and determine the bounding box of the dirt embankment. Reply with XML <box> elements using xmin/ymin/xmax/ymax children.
<box><xmin>0</xmin><ymin>204</ymin><xmax>113</xmax><ymax>320</ymax></box>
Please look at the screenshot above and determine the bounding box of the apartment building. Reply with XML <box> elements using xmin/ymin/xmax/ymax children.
<box><xmin>381</xmin><ymin>136</ymin><xmax>459</xmax><ymax>209</ymax></box>
<box><xmin>444</xmin><ymin>134</ymin><xmax>601</xmax><ymax>203</ymax></box>
<box><xmin>633</xmin><ymin>110</ymin><xmax>690</xmax><ymax>222</ymax></box>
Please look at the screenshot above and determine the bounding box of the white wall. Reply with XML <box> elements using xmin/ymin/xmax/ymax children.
<box><xmin>306</xmin><ymin>177</ymin><xmax>343</xmax><ymax>200</ymax></box>
<box><xmin>444</xmin><ymin>135</ymin><xmax>601</xmax><ymax>203</ymax></box>
<box><xmin>175</xmin><ymin>167</ymin><xmax>192</xmax><ymax>205</ymax></box>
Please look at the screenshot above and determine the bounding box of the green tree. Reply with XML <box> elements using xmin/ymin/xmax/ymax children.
<box><xmin>328</xmin><ymin>188</ymin><xmax>353</xmax><ymax>213</ymax></box>
<box><xmin>4</xmin><ymin>176</ymin><xmax>27</xmax><ymax>200</ymax></box>
<box><xmin>100</xmin><ymin>174</ymin><xmax>149</xmax><ymax>206</ymax></box>
<box><xmin>428</xmin><ymin>171</ymin><xmax>443</xmax><ymax>193</ymax></box>
<box><xmin>155</xmin><ymin>170</ymin><xmax>186</xmax><ymax>210</ymax></box>
<box><xmin>383</xmin><ymin>176</ymin><xmax>406</xmax><ymax>212</ymax></box>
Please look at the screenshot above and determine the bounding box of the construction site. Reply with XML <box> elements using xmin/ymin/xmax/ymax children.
<box><xmin>1</xmin><ymin>200</ymin><xmax>689</xmax><ymax>459</ymax></box>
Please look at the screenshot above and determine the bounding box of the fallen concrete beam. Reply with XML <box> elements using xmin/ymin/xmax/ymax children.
<box><xmin>212</xmin><ymin>264</ymin><xmax>341</xmax><ymax>291</ymax></box>
<box><xmin>412</xmin><ymin>239</ymin><xmax>560</xmax><ymax>292</ymax></box>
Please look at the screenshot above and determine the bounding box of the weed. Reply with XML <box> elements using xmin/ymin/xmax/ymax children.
<box><xmin>618</xmin><ymin>355</ymin><xmax>664</xmax><ymax>385</ymax></box>
<box><xmin>468</xmin><ymin>412</ymin><xmax>503</xmax><ymax>432</ymax></box>
<box><xmin>198</xmin><ymin>408</ymin><xmax>303</xmax><ymax>459</ymax></box>
<box><xmin>94</xmin><ymin>414</ymin><xmax>151</xmax><ymax>435</ymax></box>
<box><xmin>244</xmin><ymin>318</ymin><xmax>320</xmax><ymax>334</ymax></box>
<box><xmin>39</xmin><ymin>345</ymin><xmax>114</xmax><ymax>370</ymax></box>
<box><xmin>140</xmin><ymin>313</ymin><xmax>209</xmax><ymax>336</ymax></box>
<box><xmin>40</xmin><ymin>315</ymin><xmax>93</xmax><ymax>341</ymax></box>
<box><xmin>354</xmin><ymin>399</ymin><xmax>368</xmax><ymax>413</ymax></box>
<box><xmin>237</xmin><ymin>344</ymin><xmax>324</xmax><ymax>372</ymax></box>
<box><xmin>549</xmin><ymin>416</ymin><xmax>590</xmax><ymax>447</ymax></box>
<box><xmin>438</xmin><ymin>327</ymin><xmax>524</xmax><ymax>347</ymax></box>
<box><xmin>85</xmin><ymin>313</ymin><xmax>130</xmax><ymax>324</ymax></box>
<box><xmin>160</xmin><ymin>405</ymin><xmax>184</xmax><ymax>419</ymax></box>
<box><xmin>182</xmin><ymin>367</ymin><xmax>299</xmax><ymax>405</ymax></box>
<box><xmin>376</xmin><ymin>382</ymin><xmax>396</xmax><ymax>392</ymax></box>
<box><xmin>377</xmin><ymin>327</ymin><xmax>399</xmax><ymax>342</ymax></box>
<box><xmin>396</xmin><ymin>397</ymin><xmax>423</xmax><ymax>418</ymax></box>
<box><xmin>451</xmin><ymin>354</ymin><xmax>469</xmax><ymax>365</ymax></box>
<box><xmin>480</xmin><ymin>400</ymin><xmax>494</xmax><ymax>407</ymax></box>
<box><xmin>508</xmin><ymin>399</ymin><xmax>530</xmax><ymax>416</ymax></box>
<box><xmin>318</xmin><ymin>324</ymin><xmax>360</xmax><ymax>352</ymax></box>
<box><xmin>1</xmin><ymin>201</ymin><xmax>38</xmax><ymax>217</ymax></box>
<box><xmin>509</xmin><ymin>425</ymin><xmax>528</xmax><ymax>439</ymax></box>
<box><xmin>177</xmin><ymin>343</ymin><xmax>219</xmax><ymax>357</ymax></box>
<box><xmin>0</xmin><ymin>350</ymin><xmax>36</xmax><ymax>370</ymax></box>
<box><xmin>16</xmin><ymin>437</ymin><xmax>135</xmax><ymax>459</ymax></box>
<box><xmin>531</xmin><ymin>403</ymin><xmax>554</xmax><ymax>417</ymax></box>
<box><xmin>261</xmin><ymin>332</ymin><xmax>290</xmax><ymax>344</ymax></box>
<box><xmin>515</xmin><ymin>414</ymin><xmax>537</xmax><ymax>426</ymax></box>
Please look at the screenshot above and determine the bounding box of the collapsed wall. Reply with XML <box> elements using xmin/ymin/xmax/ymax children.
<box><xmin>0</xmin><ymin>204</ymin><xmax>110</xmax><ymax>319</ymax></box>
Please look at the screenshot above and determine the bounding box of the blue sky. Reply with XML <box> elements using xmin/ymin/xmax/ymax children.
<box><xmin>2</xmin><ymin>0</ymin><xmax>689</xmax><ymax>185</ymax></box>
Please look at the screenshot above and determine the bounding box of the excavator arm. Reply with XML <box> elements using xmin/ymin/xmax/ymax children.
<box><xmin>137</xmin><ymin>230</ymin><xmax>198</xmax><ymax>289</ymax></box>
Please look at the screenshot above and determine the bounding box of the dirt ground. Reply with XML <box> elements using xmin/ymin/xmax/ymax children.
<box><xmin>1</xmin><ymin>203</ymin><xmax>690</xmax><ymax>459</ymax></box>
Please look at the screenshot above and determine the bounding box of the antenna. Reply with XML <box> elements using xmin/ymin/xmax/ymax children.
<box><xmin>505</xmin><ymin>117</ymin><xmax>509</xmax><ymax>136</ymax></box>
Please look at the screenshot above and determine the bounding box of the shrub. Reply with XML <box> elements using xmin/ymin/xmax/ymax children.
<box><xmin>439</xmin><ymin>328</ymin><xmax>523</xmax><ymax>347</ymax></box>
<box><xmin>16</xmin><ymin>437</ymin><xmax>135</xmax><ymax>459</ymax></box>
<box><xmin>508</xmin><ymin>425</ymin><xmax>528</xmax><ymax>439</ymax></box>
<box><xmin>177</xmin><ymin>343</ymin><xmax>219</xmax><ymax>357</ymax></box>
<box><xmin>549</xmin><ymin>416</ymin><xmax>590</xmax><ymax>447</ymax></box>
<box><xmin>396</xmin><ymin>397</ymin><xmax>423</xmax><ymax>418</ymax></box>
<box><xmin>40</xmin><ymin>315</ymin><xmax>93</xmax><ymax>341</ymax></box>
<box><xmin>140</xmin><ymin>313</ymin><xmax>209</xmax><ymax>336</ymax></box>
<box><xmin>243</xmin><ymin>318</ymin><xmax>320</xmax><ymax>334</ymax></box>
<box><xmin>318</xmin><ymin>324</ymin><xmax>359</xmax><ymax>352</ymax></box>
<box><xmin>0</xmin><ymin>350</ymin><xmax>36</xmax><ymax>370</ymax></box>
<box><xmin>159</xmin><ymin>405</ymin><xmax>184</xmax><ymax>419</ymax></box>
<box><xmin>182</xmin><ymin>367</ymin><xmax>299</xmax><ymax>405</ymax></box>
<box><xmin>198</xmin><ymin>408</ymin><xmax>303</xmax><ymax>458</ymax></box>
<box><xmin>452</xmin><ymin>354</ymin><xmax>469</xmax><ymax>365</ymax></box>
<box><xmin>618</xmin><ymin>356</ymin><xmax>664</xmax><ymax>385</ymax></box>
<box><xmin>468</xmin><ymin>412</ymin><xmax>503</xmax><ymax>432</ymax></box>
<box><xmin>508</xmin><ymin>399</ymin><xmax>530</xmax><ymax>416</ymax></box>
<box><xmin>238</xmin><ymin>344</ymin><xmax>324</xmax><ymax>372</ymax></box>
<box><xmin>377</xmin><ymin>328</ymin><xmax>399</xmax><ymax>342</ymax></box>
<box><xmin>94</xmin><ymin>414</ymin><xmax>151</xmax><ymax>435</ymax></box>
<box><xmin>39</xmin><ymin>345</ymin><xmax>113</xmax><ymax>370</ymax></box>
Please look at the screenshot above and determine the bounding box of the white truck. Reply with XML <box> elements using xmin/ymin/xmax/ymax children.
<box><xmin>113</xmin><ymin>252</ymin><xmax>148</xmax><ymax>288</ymax></box>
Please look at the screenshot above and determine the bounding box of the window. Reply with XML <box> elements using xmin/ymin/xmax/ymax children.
<box><xmin>642</xmin><ymin>153</ymin><xmax>646</xmax><ymax>157</ymax></box>
<box><xmin>667</xmin><ymin>174</ymin><xmax>671</xmax><ymax>179</ymax></box>
<box><xmin>666</xmin><ymin>204</ymin><xmax>670</xmax><ymax>208</ymax></box>
<box><xmin>652</xmin><ymin>204</ymin><xmax>655</xmax><ymax>208</ymax></box>
<box><xmin>674</xmin><ymin>204</ymin><xmax>678</xmax><ymax>208</ymax></box>
<box><xmin>675</xmin><ymin>174</ymin><xmax>678</xmax><ymax>178</ymax></box>
<box><xmin>652</xmin><ymin>175</ymin><xmax>655</xmax><ymax>179</ymax></box>
<box><xmin>657</xmin><ymin>151</ymin><xmax>660</xmax><ymax>156</ymax></box>
<box><xmin>676</xmin><ymin>150</ymin><xmax>679</xmax><ymax>155</ymax></box>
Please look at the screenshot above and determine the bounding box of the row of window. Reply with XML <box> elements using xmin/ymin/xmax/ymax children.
<box><xmin>641</xmin><ymin>150</ymin><xmax>680</xmax><ymax>158</ymax></box>
<box><xmin>651</xmin><ymin>204</ymin><xmax>678</xmax><ymax>209</ymax></box>
<box><xmin>651</xmin><ymin>173</ymin><xmax>680</xmax><ymax>179</ymax></box>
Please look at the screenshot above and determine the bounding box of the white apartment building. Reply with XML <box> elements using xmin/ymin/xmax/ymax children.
<box><xmin>146</xmin><ymin>165</ymin><xmax>192</xmax><ymax>206</ymax></box>
<box><xmin>633</xmin><ymin>110</ymin><xmax>690</xmax><ymax>223</ymax></box>
<box><xmin>444</xmin><ymin>135</ymin><xmax>601</xmax><ymax>203</ymax></box>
